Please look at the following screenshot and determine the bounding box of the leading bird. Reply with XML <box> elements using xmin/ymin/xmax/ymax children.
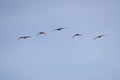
<box><xmin>52</xmin><ymin>27</ymin><xmax>67</xmax><ymax>31</ymax></box>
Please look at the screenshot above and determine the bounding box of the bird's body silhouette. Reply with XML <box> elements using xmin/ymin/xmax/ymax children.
<box><xmin>18</xmin><ymin>36</ymin><xmax>31</xmax><ymax>40</ymax></box>
<box><xmin>93</xmin><ymin>35</ymin><xmax>107</xmax><ymax>40</ymax></box>
<box><xmin>71</xmin><ymin>34</ymin><xmax>82</xmax><ymax>38</ymax></box>
<box><xmin>52</xmin><ymin>27</ymin><xmax>67</xmax><ymax>31</ymax></box>
<box><xmin>37</xmin><ymin>32</ymin><xmax>47</xmax><ymax>36</ymax></box>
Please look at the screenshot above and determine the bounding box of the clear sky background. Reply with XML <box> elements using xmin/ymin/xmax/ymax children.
<box><xmin>0</xmin><ymin>0</ymin><xmax>120</xmax><ymax>80</ymax></box>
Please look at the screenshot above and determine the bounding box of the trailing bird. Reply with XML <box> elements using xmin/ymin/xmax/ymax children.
<box><xmin>37</xmin><ymin>32</ymin><xmax>47</xmax><ymax>36</ymax></box>
<box><xmin>52</xmin><ymin>27</ymin><xmax>67</xmax><ymax>31</ymax></box>
<box><xmin>93</xmin><ymin>35</ymin><xmax>107</xmax><ymax>40</ymax></box>
<box><xmin>18</xmin><ymin>36</ymin><xmax>31</xmax><ymax>40</ymax></box>
<box><xmin>71</xmin><ymin>34</ymin><xmax>82</xmax><ymax>38</ymax></box>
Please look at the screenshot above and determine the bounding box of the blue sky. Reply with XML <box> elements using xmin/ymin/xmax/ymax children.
<box><xmin>0</xmin><ymin>0</ymin><xmax>120</xmax><ymax>80</ymax></box>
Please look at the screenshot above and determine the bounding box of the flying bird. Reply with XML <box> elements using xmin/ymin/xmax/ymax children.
<box><xmin>37</xmin><ymin>32</ymin><xmax>47</xmax><ymax>36</ymax></box>
<box><xmin>71</xmin><ymin>34</ymin><xmax>82</xmax><ymax>38</ymax></box>
<box><xmin>93</xmin><ymin>35</ymin><xmax>107</xmax><ymax>40</ymax></box>
<box><xmin>52</xmin><ymin>27</ymin><xmax>67</xmax><ymax>31</ymax></box>
<box><xmin>18</xmin><ymin>36</ymin><xmax>31</xmax><ymax>40</ymax></box>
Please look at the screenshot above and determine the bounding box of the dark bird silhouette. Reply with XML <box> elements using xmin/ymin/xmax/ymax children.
<box><xmin>18</xmin><ymin>36</ymin><xmax>31</xmax><ymax>40</ymax></box>
<box><xmin>93</xmin><ymin>35</ymin><xmax>107</xmax><ymax>40</ymax></box>
<box><xmin>52</xmin><ymin>27</ymin><xmax>67</xmax><ymax>31</ymax></box>
<box><xmin>71</xmin><ymin>34</ymin><xmax>82</xmax><ymax>38</ymax></box>
<box><xmin>37</xmin><ymin>32</ymin><xmax>47</xmax><ymax>36</ymax></box>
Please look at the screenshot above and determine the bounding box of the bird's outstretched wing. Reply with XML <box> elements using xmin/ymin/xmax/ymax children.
<box><xmin>17</xmin><ymin>37</ymin><xmax>24</xmax><ymax>40</ymax></box>
<box><xmin>93</xmin><ymin>36</ymin><xmax>99</xmax><ymax>40</ymax></box>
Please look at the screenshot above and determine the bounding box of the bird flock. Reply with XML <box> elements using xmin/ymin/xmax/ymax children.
<box><xmin>18</xmin><ymin>27</ymin><xmax>107</xmax><ymax>40</ymax></box>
